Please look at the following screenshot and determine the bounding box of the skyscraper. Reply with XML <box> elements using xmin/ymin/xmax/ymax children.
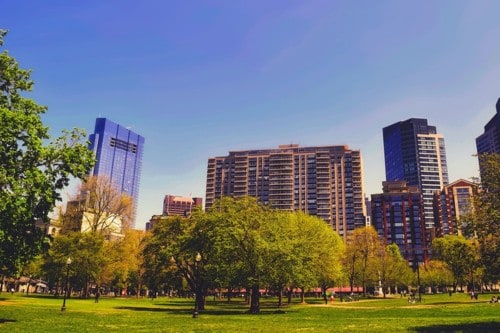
<box><xmin>476</xmin><ymin>98</ymin><xmax>500</xmax><ymax>154</ymax></box>
<box><xmin>383</xmin><ymin>118</ymin><xmax>449</xmax><ymax>230</ymax></box>
<box><xmin>89</xmin><ymin>118</ymin><xmax>145</xmax><ymax>225</ymax></box>
<box><xmin>205</xmin><ymin>144</ymin><xmax>366</xmax><ymax>240</ymax></box>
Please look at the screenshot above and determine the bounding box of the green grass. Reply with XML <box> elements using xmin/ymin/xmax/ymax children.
<box><xmin>0</xmin><ymin>292</ymin><xmax>499</xmax><ymax>332</ymax></box>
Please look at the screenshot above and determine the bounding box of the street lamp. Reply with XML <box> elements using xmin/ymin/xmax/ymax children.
<box><xmin>61</xmin><ymin>257</ymin><xmax>72</xmax><ymax>312</ymax></box>
<box><xmin>192</xmin><ymin>252</ymin><xmax>202</xmax><ymax>318</ymax></box>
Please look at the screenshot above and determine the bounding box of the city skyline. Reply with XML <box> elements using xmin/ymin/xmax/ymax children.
<box><xmin>2</xmin><ymin>1</ymin><xmax>499</xmax><ymax>229</ymax></box>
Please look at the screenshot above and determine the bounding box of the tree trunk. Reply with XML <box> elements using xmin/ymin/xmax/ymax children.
<box><xmin>278</xmin><ymin>289</ymin><xmax>283</xmax><ymax>308</ymax></box>
<box><xmin>322</xmin><ymin>286</ymin><xmax>328</xmax><ymax>304</ymax></box>
<box><xmin>300</xmin><ymin>287</ymin><xmax>306</xmax><ymax>304</ymax></box>
<box><xmin>249</xmin><ymin>283</ymin><xmax>260</xmax><ymax>314</ymax></box>
<box><xmin>287</xmin><ymin>288</ymin><xmax>292</xmax><ymax>304</ymax></box>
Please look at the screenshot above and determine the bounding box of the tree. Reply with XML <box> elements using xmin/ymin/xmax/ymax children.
<box><xmin>419</xmin><ymin>260</ymin><xmax>454</xmax><ymax>293</ymax></box>
<box><xmin>105</xmin><ymin>229</ymin><xmax>146</xmax><ymax>296</ymax></box>
<box><xmin>142</xmin><ymin>214</ymin><xmax>205</xmax><ymax>309</ymax></box>
<box><xmin>342</xmin><ymin>239</ymin><xmax>360</xmax><ymax>294</ymax></box>
<box><xmin>43</xmin><ymin>231</ymin><xmax>106</xmax><ymax>297</ymax></box>
<box><xmin>204</xmin><ymin>198</ymin><xmax>344</xmax><ymax>311</ymax></box>
<box><xmin>371</xmin><ymin>243</ymin><xmax>413</xmax><ymax>297</ymax></box>
<box><xmin>289</xmin><ymin>212</ymin><xmax>344</xmax><ymax>304</ymax></box>
<box><xmin>463</xmin><ymin>153</ymin><xmax>500</xmax><ymax>284</ymax></box>
<box><xmin>0</xmin><ymin>30</ymin><xmax>94</xmax><ymax>276</ymax></box>
<box><xmin>431</xmin><ymin>235</ymin><xmax>479</xmax><ymax>291</ymax></box>
<box><xmin>141</xmin><ymin>196</ymin><xmax>345</xmax><ymax>314</ymax></box>
<box><xmin>205</xmin><ymin>196</ymin><xmax>269</xmax><ymax>314</ymax></box>
<box><xmin>345</xmin><ymin>226</ymin><xmax>381</xmax><ymax>296</ymax></box>
<box><xmin>61</xmin><ymin>175</ymin><xmax>133</xmax><ymax>235</ymax></box>
<box><xmin>259</xmin><ymin>211</ymin><xmax>297</xmax><ymax>307</ymax></box>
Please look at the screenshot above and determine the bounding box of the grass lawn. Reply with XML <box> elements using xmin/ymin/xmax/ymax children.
<box><xmin>0</xmin><ymin>292</ymin><xmax>498</xmax><ymax>332</ymax></box>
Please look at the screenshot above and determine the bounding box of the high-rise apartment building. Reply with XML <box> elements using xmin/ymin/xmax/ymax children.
<box><xmin>163</xmin><ymin>195</ymin><xmax>203</xmax><ymax>216</ymax></box>
<box><xmin>476</xmin><ymin>98</ymin><xmax>500</xmax><ymax>154</ymax></box>
<box><xmin>205</xmin><ymin>144</ymin><xmax>366</xmax><ymax>240</ymax></box>
<box><xmin>383</xmin><ymin>118</ymin><xmax>449</xmax><ymax>230</ymax></box>
<box><xmin>371</xmin><ymin>181</ymin><xmax>428</xmax><ymax>267</ymax></box>
<box><xmin>433</xmin><ymin>179</ymin><xmax>478</xmax><ymax>237</ymax></box>
<box><xmin>89</xmin><ymin>118</ymin><xmax>145</xmax><ymax>225</ymax></box>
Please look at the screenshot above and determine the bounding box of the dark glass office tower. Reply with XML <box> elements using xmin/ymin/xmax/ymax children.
<box><xmin>476</xmin><ymin>98</ymin><xmax>500</xmax><ymax>154</ymax></box>
<box><xmin>89</xmin><ymin>118</ymin><xmax>145</xmax><ymax>226</ymax></box>
<box><xmin>383</xmin><ymin>119</ymin><xmax>448</xmax><ymax>230</ymax></box>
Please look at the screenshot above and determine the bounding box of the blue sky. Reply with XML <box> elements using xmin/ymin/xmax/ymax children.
<box><xmin>2</xmin><ymin>1</ymin><xmax>500</xmax><ymax>229</ymax></box>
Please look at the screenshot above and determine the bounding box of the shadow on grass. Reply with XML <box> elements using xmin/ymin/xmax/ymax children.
<box><xmin>420</xmin><ymin>301</ymin><xmax>481</xmax><ymax>306</ymax></box>
<box><xmin>114</xmin><ymin>306</ymin><xmax>292</xmax><ymax>316</ymax></box>
<box><xmin>0</xmin><ymin>319</ymin><xmax>17</xmax><ymax>323</ymax></box>
<box><xmin>412</xmin><ymin>322</ymin><xmax>500</xmax><ymax>333</ymax></box>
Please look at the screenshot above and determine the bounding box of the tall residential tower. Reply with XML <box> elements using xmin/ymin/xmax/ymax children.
<box><xmin>89</xmin><ymin>118</ymin><xmax>145</xmax><ymax>226</ymax></box>
<box><xmin>205</xmin><ymin>144</ymin><xmax>366</xmax><ymax>240</ymax></box>
<box><xmin>383</xmin><ymin>118</ymin><xmax>448</xmax><ymax>230</ymax></box>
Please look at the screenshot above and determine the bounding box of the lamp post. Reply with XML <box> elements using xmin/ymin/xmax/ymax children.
<box><xmin>61</xmin><ymin>257</ymin><xmax>72</xmax><ymax>312</ymax></box>
<box><xmin>412</xmin><ymin>250</ymin><xmax>421</xmax><ymax>302</ymax></box>
<box><xmin>192</xmin><ymin>252</ymin><xmax>202</xmax><ymax>318</ymax></box>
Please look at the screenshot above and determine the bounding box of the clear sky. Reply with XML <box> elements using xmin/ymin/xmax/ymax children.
<box><xmin>2</xmin><ymin>0</ymin><xmax>500</xmax><ymax>229</ymax></box>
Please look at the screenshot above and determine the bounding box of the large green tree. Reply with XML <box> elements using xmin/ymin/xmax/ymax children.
<box><xmin>142</xmin><ymin>196</ymin><xmax>345</xmax><ymax>315</ymax></box>
<box><xmin>344</xmin><ymin>226</ymin><xmax>380</xmax><ymax>296</ymax></box>
<box><xmin>370</xmin><ymin>243</ymin><xmax>412</xmax><ymax>298</ymax></box>
<box><xmin>431</xmin><ymin>235</ymin><xmax>479</xmax><ymax>291</ymax></box>
<box><xmin>142</xmin><ymin>213</ymin><xmax>205</xmax><ymax>309</ymax></box>
<box><xmin>419</xmin><ymin>260</ymin><xmax>454</xmax><ymax>293</ymax></box>
<box><xmin>42</xmin><ymin>232</ymin><xmax>106</xmax><ymax>296</ymax></box>
<box><xmin>463</xmin><ymin>153</ymin><xmax>500</xmax><ymax>284</ymax></box>
<box><xmin>287</xmin><ymin>212</ymin><xmax>344</xmax><ymax>304</ymax></box>
<box><xmin>0</xmin><ymin>30</ymin><xmax>94</xmax><ymax>275</ymax></box>
<box><xmin>205</xmin><ymin>196</ymin><xmax>269</xmax><ymax>314</ymax></box>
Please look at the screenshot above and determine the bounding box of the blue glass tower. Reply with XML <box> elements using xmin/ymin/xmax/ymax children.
<box><xmin>89</xmin><ymin>118</ymin><xmax>145</xmax><ymax>225</ymax></box>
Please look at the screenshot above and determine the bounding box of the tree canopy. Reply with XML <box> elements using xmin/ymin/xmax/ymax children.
<box><xmin>463</xmin><ymin>153</ymin><xmax>500</xmax><ymax>284</ymax></box>
<box><xmin>143</xmin><ymin>196</ymin><xmax>345</xmax><ymax>314</ymax></box>
<box><xmin>431</xmin><ymin>235</ymin><xmax>479</xmax><ymax>290</ymax></box>
<box><xmin>0</xmin><ymin>30</ymin><xmax>94</xmax><ymax>275</ymax></box>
